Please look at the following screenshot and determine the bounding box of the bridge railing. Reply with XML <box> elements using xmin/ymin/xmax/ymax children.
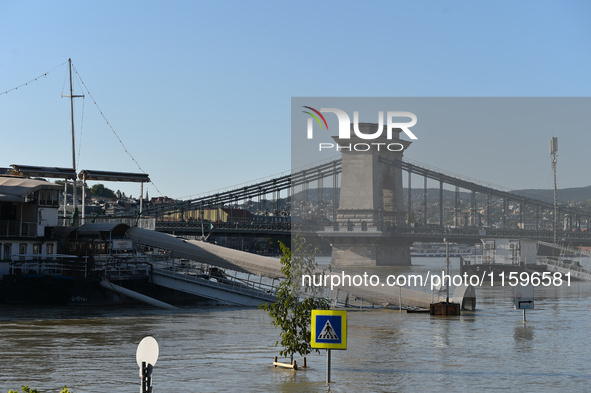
<box><xmin>322</xmin><ymin>222</ymin><xmax>551</xmax><ymax>237</ymax></box>
<box><xmin>461</xmin><ymin>254</ymin><xmax>521</xmax><ymax>266</ymax></box>
<box><xmin>153</xmin><ymin>216</ymin><xmax>591</xmax><ymax>242</ymax></box>
<box><xmin>396</xmin><ymin>227</ymin><xmax>591</xmax><ymax>241</ymax></box>
<box><xmin>155</xmin><ymin>220</ymin><xmax>325</xmax><ymax>233</ymax></box>
<box><xmin>321</xmin><ymin>222</ymin><xmax>591</xmax><ymax>241</ymax></box>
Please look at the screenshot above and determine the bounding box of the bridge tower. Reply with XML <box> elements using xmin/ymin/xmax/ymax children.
<box><xmin>325</xmin><ymin>123</ymin><xmax>412</xmax><ymax>266</ymax></box>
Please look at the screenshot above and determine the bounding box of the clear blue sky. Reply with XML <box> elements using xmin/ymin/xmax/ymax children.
<box><xmin>1</xmin><ymin>1</ymin><xmax>590</xmax><ymax>199</ymax></box>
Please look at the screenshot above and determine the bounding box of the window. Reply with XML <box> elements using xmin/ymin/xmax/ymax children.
<box><xmin>38</xmin><ymin>189</ymin><xmax>60</xmax><ymax>207</ymax></box>
<box><xmin>3</xmin><ymin>243</ymin><xmax>11</xmax><ymax>261</ymax></box>
<box><xmin>19</xmin><ymin>243</ymin><xmax>27</xmax><ymax>260</ymax></box>
<box><xmin>46</xmin><ymin>243</ymin><xmax>54</xmax><ymax>256</ymax></box>
<box><xmin>33</xmin><ymin>243</ymin><xmax>41</xmax><ymax>255</ymax></box>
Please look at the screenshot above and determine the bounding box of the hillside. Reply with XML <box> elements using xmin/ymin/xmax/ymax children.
<box><xmin>511</xmin><ymin>185</ymin><xmax>591</xmax><ymax>204</ymax></box>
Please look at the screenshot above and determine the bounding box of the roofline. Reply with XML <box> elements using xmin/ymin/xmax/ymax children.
<box><xmin>78</xmin><ymin>169</ymin><xmax>150</xmax><ymax>183</ymax></box>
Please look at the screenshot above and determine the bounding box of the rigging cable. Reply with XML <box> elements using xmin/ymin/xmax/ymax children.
<box><xmin>0</xmin><ymin>60</ymin><xmax>68</xmax><ymax>96</ymax></box>
<box><xmin>71</xmin><ymin>62</ymin><xmax>163</xmax><ymax>197</ymax></box>
<box><xmin>74</xmin><ymin>72</ymin><xmax>86</xmax><ymax>170</ymax></box>
<box><xmin>76</xmin><ymin>97</ymin><xmax>86</xmax><ymax>170</ymax></box>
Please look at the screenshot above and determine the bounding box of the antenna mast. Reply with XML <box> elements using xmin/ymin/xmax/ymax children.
<box><xmin>550</xmin><ymin>137</ymin><xmax>558</xmax><ymax>245</ymax></box>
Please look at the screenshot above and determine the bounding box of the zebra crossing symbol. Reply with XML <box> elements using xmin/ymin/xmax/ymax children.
<box><xmin>311</xmin><ymin>310</ymin><xmax>347</xmax><ymax>350</ymax></box>
<box><xmin>318</xmin><ymin>320</ymin><xmax>339</xmax><ymax>341</ymax></box>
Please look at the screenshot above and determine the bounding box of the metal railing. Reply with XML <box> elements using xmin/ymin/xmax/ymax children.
<box><xmin>537</xmin><ymin>256</ymin><xmax>589</xmax><ymax>271</ymax></box>
<box><xmin>321</xmin><ymin>221</ymin><xmax>591</xmax><ymax>242</ymax></box>
<box><xmin>0</xmin><ymin>221</ymin><xmax>37</xmax><ymax>237</ymax></box>
<box><xmin>7</xmin><ymin>259</ymin><xmax>87</xmax><ymax>276</ymax></box>
<box><xmin>153</xmin><ymin>258</ymin><xmax>278</xmax><ymax>301</ymax></box>
<box><xmin>6</xmin><ymin>254</ymin><xmax>156</xmax><ymax>280</ymax></box>
<box><xmin>57</xmin><ymin>217</ymin><xmax>156</xmax><ymax>229</ymax></box>
<box><xmin>461</xmin><ymin>254</ymin><xmax>521</xmax><ymax>266</ymax></box>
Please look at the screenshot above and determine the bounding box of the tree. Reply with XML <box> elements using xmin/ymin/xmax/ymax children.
<box><xmin>260</xmin><ymin>234</ymin><xmax>330</xmax><ymax>364</ymax></box>
<box><xmin>90</xmin><ymin>183</ymin><xmax>117</xmax><ymax>199</ymax></box>
<box><xmin>8</xmin><ymin>388</ymin><xmax>39</xmax><ymax>393</ymax></box>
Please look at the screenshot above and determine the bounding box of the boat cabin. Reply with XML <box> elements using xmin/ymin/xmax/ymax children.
<box><xmin>0</xmin><ymin>176</ymin><xmax>61</xmax><ymax>265</ymax></box>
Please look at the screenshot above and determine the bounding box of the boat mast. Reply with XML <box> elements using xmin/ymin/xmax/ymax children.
<box><xmin>64</xmin><ymin>58</ymin><xmax>84</xmax><ymax>222</ymax></box>
<box><xmin>69</xmin><ymin>58</ymin><xmax>77</xmax><ymax>216</ymax></box>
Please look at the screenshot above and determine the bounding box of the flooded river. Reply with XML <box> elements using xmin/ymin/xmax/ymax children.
<box><xmin>2</xmin><ymin>257</ymin><xmax>591</xmax><ymax>392</ymax></box>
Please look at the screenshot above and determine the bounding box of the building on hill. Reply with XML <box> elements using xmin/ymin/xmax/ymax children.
<box><xmin>161</xmin><ymin>207</ymin><xmax>253</xmax><ymax>224</ymax></box>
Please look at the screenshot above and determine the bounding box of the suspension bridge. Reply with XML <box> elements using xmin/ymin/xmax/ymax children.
<box><xmin>136</xmin><ymin>157</ymin><xmax>591</xmax><ymax>248</ymax></box>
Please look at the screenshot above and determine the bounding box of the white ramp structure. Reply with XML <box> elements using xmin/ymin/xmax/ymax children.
<box><xmin>126</xmin><ymin>227</ymin><xmax>281</xmax><ymax>306</ymax></box>
<box><xmin>127</xmin><ymin>227</ymin><xmax>283</xmax><ymax>278</ymax></box>
<box><xmin>150</xmin><ymin>268</ymin><xmax>277</xmax><ymax>307</ymax></box>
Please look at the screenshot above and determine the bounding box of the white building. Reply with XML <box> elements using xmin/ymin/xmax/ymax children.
<box><xmin>0</xmin><ymin>176</ymin><xmax>61</xmax><ymax>269</ymax></box>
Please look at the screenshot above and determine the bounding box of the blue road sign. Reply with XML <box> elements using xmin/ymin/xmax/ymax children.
<box><xmin>311</xmin><ymin>310</ymin><xmax>347</xmax><ymax>350</ymax></box>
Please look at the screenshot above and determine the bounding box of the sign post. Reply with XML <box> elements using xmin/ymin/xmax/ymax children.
<box><xmin>136</xmin><ymin>336</ymin><xmax>159</xmax><ymax>393</ymax></box>
<box><xmin>311</xmin><ymin>310</ymin><xmax>347</xmax><ymax>384</ymax></box>
<box><xmin>514</xmin><ymin>283</ymin><xmax>534</xmax><ymax>322</ymax></box>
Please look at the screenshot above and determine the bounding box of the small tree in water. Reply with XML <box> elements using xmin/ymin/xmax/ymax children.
<box><xmin>261</xmin><ymin>234</ymin><xmax>330</xmax><ymax>364</ymax></box>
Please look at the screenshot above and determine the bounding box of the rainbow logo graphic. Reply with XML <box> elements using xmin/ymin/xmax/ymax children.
<box><xmin>302</xmin><ymin>106</ymin><xmax>328</xmax><ymax>138</ymax></box>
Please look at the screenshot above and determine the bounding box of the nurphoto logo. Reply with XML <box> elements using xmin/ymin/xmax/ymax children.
<box><xmin>303</xmin><ymin>106</ymin><xmax>418</xmax><ymax>152</ymax></box>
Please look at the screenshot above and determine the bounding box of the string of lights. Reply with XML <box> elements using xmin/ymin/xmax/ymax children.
<box><xmin>0</xmin><ymin>60</ymin><xmax>68</xmax><ymax>96</ymax></box>
<box><xmin>71</xmin><ymin>62</ymin><xmax>163</xmax><ymax>197</ymax></box>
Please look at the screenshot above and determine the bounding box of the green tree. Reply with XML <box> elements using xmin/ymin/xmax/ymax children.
<box><xmin>90</xmin><ymin>183</ymin><xmax>117</xmax><ymax>199</ymax></box>
<box><xmin>260</xmin><ymin>234</ymin><xmax>330</xmax><ymax>364</ymax></box>
<box><xmin>8</xmin><ymin>387</ymin><xmax>39</xmax><ymax>393</ymax></box>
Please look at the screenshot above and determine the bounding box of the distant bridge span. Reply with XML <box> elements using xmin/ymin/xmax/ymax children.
<box><xmin>136</xmin><ymin>159</ymin><xmax>341</xmax><ymax>218</ymax></box>
<box><xmin>386</xmin><ymin>157</ymin><xmax>591</xmax><ymax>230</ymax></box>
<box><xmin>139</xmin><ymin>156</ymin><xmax>591</xmax><ymax>246</ymax></box>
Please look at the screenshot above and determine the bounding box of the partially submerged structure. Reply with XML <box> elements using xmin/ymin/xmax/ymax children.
<box><xmin>0</xmin><ymin>175</ymin><xmax>281</xmax><ymax>306</ymax></box>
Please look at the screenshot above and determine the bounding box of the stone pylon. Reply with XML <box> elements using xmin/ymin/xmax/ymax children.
<box><xmin>324</xmin><ymin>123</ymin><xmax>412</xmax><ymax>266</ymax></box>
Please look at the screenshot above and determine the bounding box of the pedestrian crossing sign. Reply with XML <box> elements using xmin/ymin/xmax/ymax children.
<box><xmin>311</xmin><ymin>310</ymin><xmax>347</xmax><ymax>350</ymax></box>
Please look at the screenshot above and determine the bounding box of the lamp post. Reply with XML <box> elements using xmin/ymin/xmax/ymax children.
<box><xmin>444</xmin><ymin>237</ymin><xmax>450</xmax><ymax>303</ymax></box>
<box><xmin>550</xmin><ymin>137</ymin><xmax>558</xmax><ymax>245</ymax></box>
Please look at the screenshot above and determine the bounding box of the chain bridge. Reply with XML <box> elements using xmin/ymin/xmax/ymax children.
<box><xmin>125</xmin><ymin>127</ymin><xmax>591</xmax><ymax>265</ymax></box>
